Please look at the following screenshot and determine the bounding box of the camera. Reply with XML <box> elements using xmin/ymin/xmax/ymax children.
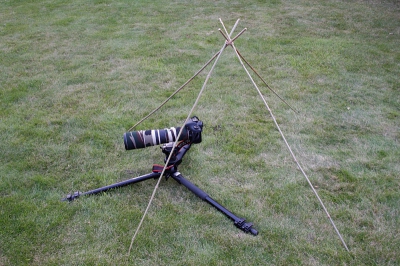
<box><xmin>124</xmin><ymin>116</ymin><xmax>203</xmax><ymax>150</ymax></box>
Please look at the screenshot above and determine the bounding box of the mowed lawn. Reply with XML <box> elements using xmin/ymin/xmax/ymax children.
<box><xmin>1</xmin><ymin>0</ymin><xmax>399</xmax><ymax>265</ymax></box>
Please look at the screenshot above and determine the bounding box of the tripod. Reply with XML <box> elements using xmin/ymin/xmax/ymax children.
<box><xmin>62</xmin><ymin>117</ymin><xmax>258</xmax><ymax>236</ymax></box>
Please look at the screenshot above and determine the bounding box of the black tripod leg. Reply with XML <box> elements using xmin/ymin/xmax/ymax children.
<box><xmin>62</xmin><ymin>172</ymin><xmax>161</xmax><ymax>201</ymax></box>
<box><xmin>171</xmin><ymin>172</ymin><xmax>258</xmax><ymax>236</ymax></box>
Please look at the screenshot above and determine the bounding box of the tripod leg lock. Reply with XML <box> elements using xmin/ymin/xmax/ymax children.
<box><xmin>234</xmin><ymin>218</ymin><xmax>259</xmax><ymax>236</ymax></box>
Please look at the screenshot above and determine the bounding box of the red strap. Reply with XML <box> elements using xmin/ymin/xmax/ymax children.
<box><xmin>152</xmin><ymin>164</ymin><xmax>173</xmax><ymax>173</ymax></box>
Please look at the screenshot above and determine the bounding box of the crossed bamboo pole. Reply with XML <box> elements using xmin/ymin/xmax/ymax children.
<box><xmin>127</xmin><ymin>18</ymin><xmax>349</xmax><ymax>253</ymax></box>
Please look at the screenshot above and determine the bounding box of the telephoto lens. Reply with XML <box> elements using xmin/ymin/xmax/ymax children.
<box><xmin>124</xmin><ymin>126</ymin><xmax>189</xmax><ymax>150</ymax></box>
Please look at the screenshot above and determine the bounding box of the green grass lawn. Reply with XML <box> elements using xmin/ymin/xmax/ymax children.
<box><xmin>1</xmin><ymin>0</ymin><xmax>399</xmax><ymax>265</ymax></box>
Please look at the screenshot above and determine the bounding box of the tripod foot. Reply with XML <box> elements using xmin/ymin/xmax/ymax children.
<box><xmin>234</xmin><ymin>218</ymin><xmax>258</xmax><ymax>236</ymax></box>
<box><xmin>62</xmin><ymin>191</ymin><xmax>81</xmax><ymax>202</ymax></box>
